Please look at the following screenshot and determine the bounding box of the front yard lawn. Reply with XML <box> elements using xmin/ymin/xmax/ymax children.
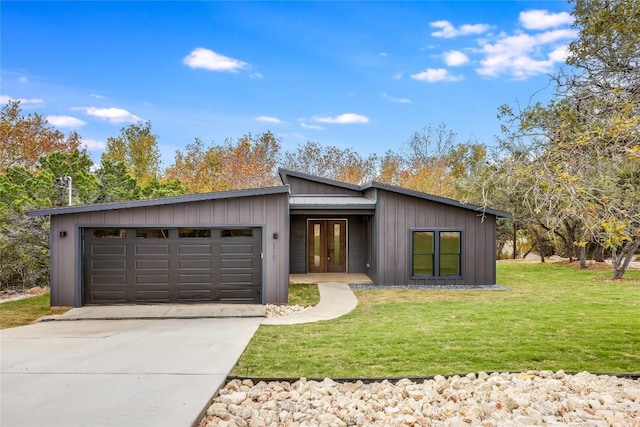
<box><xmin>233</xmin><ymin>262</ymin><xmax>640</xmax><ymax>377</ymax></box>
<box><xmin>0</xmin><ymin>293</ymin><xmax>70</xmax><ymax>329</ymax></box>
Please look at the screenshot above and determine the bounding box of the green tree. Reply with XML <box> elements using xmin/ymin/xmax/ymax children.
<box><xmin>102</xmin><ymin>121</ymin><xmax>161</xmax><ymax>188</ymax></box>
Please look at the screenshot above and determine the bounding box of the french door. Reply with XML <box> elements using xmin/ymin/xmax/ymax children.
<box><xmin>307</xmin><ymin>220</ymin><xmax>347</xmax><ymax>273</ymax></box>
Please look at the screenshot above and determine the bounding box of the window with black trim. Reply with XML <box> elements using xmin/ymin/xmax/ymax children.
<box><xmin>412</xmin><ymin>230</ymin><xmax>461</xmax><ymax>277</ymax></box>
<box><xmin>221</xmin><ymin>229</ymin><xmax>253</xmax><ymax>238</ymax></box>
<box><xmin>178</xmin><ymin>228</ymin><xmax>211</xmax><ymax>238</ymax></box>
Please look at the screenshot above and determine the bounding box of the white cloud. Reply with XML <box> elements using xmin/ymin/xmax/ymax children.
<box><xmin>82</xmin><ymin>139</ymin><xmax>106</xmax><ymax>151</ymax></box>
<box><xmin>249</xmin><ymin>72</ymin><xmax>263</xmax><ymax>79</ymax></box>
<box><xmin>300</xmin><ymin>122</ymin><xmax>325</xmax><ymax>130</ymax></box>
<box><xmin>476</xmin><ymin>28</ymin><xmax>577</xmax><ymax>78</ymax></box>
<box><xmin>90</xmin><ymin>93</ymin><xmax>106</xmax><ymax>99</ymax></box>
<box><xmin>381</xmin><ymin>92</ymin><xmax>411</xmax><ymax>104</ymax></box>
<box><xmin>1</xmin><ymin>95</ymin><xmax>44</xmax><ymax>105</ymax></box>
<box><xmin>183</xmin><ymin>47</ymin><xmax>248</xmax><ymax>72</ymax></box>
<box><xmin>444</xmin><ymin>50</ymin><xmax>470</xmax><ymax>66</ymax></box>
<box><xmin>256</xmin><ymin>116</ymin><xmax>282</xmax><ymax>124</ymax></box>
<box><xmin>520</xmin><ymin>10</ymin><xmax>574</xmax><ymax>30</ymax></box>
<box><xmin>312</xmin><ymin>113</ymin><xmax>369</xmax><ymax>124</ymax></box>
<box><xmin>431</xmin><ymin>20</ymin><xmax>491</xmax><ymax>38</ymax></box>
<box><xmin>18</xmin><ymin>76</ymin><xmax>28</xmax><ymax>84</ymax></box>
<box><xmin>82</xmin><ymin>107</ymin><xmax>142</xmax><ymax>123</ymax></box>
<box><xmin>46</xmin><ymin>115</ymin><xmax>86</xmax><ymax>128</ymax></box>
<box><xmin>411</xmin><ymin>68</ymin><xmax>462</xmax><ymax>82</ymax></box>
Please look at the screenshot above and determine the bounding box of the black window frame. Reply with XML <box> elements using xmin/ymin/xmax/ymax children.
<box><xmin>410</xmin><ymin>229</ymin><xmax>462</xmax><ymax>278</ymax></box>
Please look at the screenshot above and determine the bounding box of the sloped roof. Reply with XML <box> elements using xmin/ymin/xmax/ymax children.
<box><xmin>278</xmin><ymin>168</ymin><xmax>511</xmax><ymax>218</ymax></box>
<box><xmin>28</xmin><ymin>186</ymin><xmax>290</xmax><ymax>217</ymax></box>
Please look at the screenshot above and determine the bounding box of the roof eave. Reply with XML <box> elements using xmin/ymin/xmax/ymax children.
<box><xmin>28</xmin><ymin>186</ymin><xmax>290</xmax><ymax>217</ymax></box>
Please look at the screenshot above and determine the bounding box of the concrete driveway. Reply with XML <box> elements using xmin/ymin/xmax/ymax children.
<box><xmin>1</xmin><ymin>316</ymin><xmax>262</xmax><ymax>427</ymax></box>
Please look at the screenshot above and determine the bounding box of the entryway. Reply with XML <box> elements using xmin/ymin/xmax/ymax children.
<box><xmin>307</xmin><ymin>219</ymin><xmax>347</xmax><ymax>273</ymax></box>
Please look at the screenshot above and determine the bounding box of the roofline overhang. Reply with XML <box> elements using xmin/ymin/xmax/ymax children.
<box><xmin>278</xmin><ymin>168</ymin><xmax>361</xmax><ymax>191</ymax></box>
<box><xmin>28</xmin><ymin>186</ymin><xmax>290</xmax><ymax>217</ymax></box>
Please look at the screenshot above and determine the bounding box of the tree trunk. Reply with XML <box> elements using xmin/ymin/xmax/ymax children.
<box><xmin>611</xmin><ymin>239</ymin><xmax>640</xmax><ymax>280</ymax></box>
<box><xmin>513</xmin><ymin>222</ymin><xmax>517</xmax><ymax>260</ymax></box>
<box><xmin>593</xmin><ymin>245</ymin><xmax>605</xmax><ymax>262</ymax></box>
<box><xmin>579</xmin><ymin>245</ymin><xmax>587</xmax><ymax>269</ymax></box>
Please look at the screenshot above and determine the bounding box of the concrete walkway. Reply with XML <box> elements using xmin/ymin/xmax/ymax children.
<box><xmin>263</xmin><ymin>282</ymin><xmax>359</xmax><ymax>325</ymax></box>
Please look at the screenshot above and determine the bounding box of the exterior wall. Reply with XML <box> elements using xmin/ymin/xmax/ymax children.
<box><xmin>374</xmin><ymin>189</ymin><xmax>497</xmax><ymax>286</ymax></box>
<box><xmin>49</xmin><ymin>193</ymin><xmax>289</xmax><ymax>306</ymax></box>
<box><xmin>287</xmin><ymin>175</ymin><xmax>361</xmax><ymax>196</ymax></box>
<box><xmin>289</xmin><ymin>214</ymin><xmax>369</xmax><ymax>274</ymax></box>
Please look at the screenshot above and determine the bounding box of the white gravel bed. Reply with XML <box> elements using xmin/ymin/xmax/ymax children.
<box><xmin>200</xmin><ymin>371</ymin><xmax>640</xmax><ymax>426</ymax></box>
<box><xmin>264</xmin><ymin>304</ymin><xmax>311</xmax><ymax>318</ymax></box>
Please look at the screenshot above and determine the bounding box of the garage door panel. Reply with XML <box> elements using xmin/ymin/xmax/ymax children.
<box><xmin>135</xmin><ymin>274</ymin><xmax>169</xmax><ymax>284</ymax></box>
<box><xmin>91</xmin><ymin>291</ymin><xmax>128</xmax><ymax>302</ymax></box>
<box><xmin>92</xmin><ymin>245</ymin><xmax>126</xmax><ymax>255</ymax></box>
<box><xmin>91</xmin><ymin>275</ymin><xmax>127</xmax><ymax>285</ymax></box>
<box><xmin>84</xmin><ymin>227</ymin><xmax>262</xmax><ymax>304</ymax></box>
<box><xmin>179</xmin><ymin>244</ymin><xmax>212</xmax><ymax>255</ymax></box>
<box><xmin>220</xmin><ymin>244</ymin><xmax>252</xmax><ymax>254</ymax></box>
<box><xmin>136</xmin><ymin>259</ymin><xmax>169</xmax><ymax>269</ymax></box>
<box><xmin>178</xmin><ymin>274</ymin><xmax>212</xmax><ymax>284</ymax></box>
<box><xmin>179</xmin><ymin>259</ymin><xmax>211</xmax><ymax>269</ymax></box>
<box><xmin>135</xmin><ymin>245</ymin><xmax>169</xmax><ymax>255</ymax></box>
<box><xmin>92</xmin><ymin>260</ymin><xmax>127</xmax><ymax>270</ymax></box>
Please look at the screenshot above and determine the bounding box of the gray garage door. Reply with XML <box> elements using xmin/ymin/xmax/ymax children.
<box><xmin>83</xmin><ymin>227</ymin><xmax>262</xmax><ymax>304</ymax></box>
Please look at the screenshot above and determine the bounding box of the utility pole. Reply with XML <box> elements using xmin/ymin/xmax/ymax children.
<box><xmin>56</xmin><ymin>176</ymin><xmax>73</xmax><ymax>206</ymax></box>
<box><xmin>64</xmin><ymin>175</ymin><xmax>72</xmax><ymax>206</ymax></box>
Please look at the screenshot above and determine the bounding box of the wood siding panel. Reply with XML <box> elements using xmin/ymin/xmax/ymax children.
<box><xmin>287</xmin><ymin>176</ymin><xmax>361</xmax><ymax>196</ymax></box>
<box><xmin>375</xmin><ymin>189</ymin><xmax>497</xmax><ymax>286</ymax></box>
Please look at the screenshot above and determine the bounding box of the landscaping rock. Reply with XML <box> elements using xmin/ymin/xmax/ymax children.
<box><xmin>200</xmin><ymin>372</ymin><xmax>640</xmax><ymax>426</ymax></box>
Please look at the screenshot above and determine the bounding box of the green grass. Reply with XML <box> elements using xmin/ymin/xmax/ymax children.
<box><xmin>0</xmin><ymin>293</ymin><xmax>70</xmax><ymax>329</ymax></box>
<box><xmin>287</xmin><ymin>283</ymin><xmax>321</xmax><ymax>306</ymax></box>
<box><xmin>233</xmin><ymin>262</ymin><xmax>640</xmax><ymax>377</ymax></box>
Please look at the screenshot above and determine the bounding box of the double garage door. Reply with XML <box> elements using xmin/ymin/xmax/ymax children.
<box><xmin>83</xmin><ymin>227</ymin><xmax>262</xmax><ymax>304</ymax></box>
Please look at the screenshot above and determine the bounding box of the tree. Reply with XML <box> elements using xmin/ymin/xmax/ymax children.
<box><xmin>283</xmin><ymin>141</ymin><xmax>378</xmax><ymax>184</ymax></box>
<box><xmin>102</xmin><ymin>121</ymin><xmax>161</xmax><ymax>188</ymax></box>
<box><xmin>0</xmin><ymin>100</ymin><xmax>82</xmax><ymax>172</ymax></box>
<box><xmin>379</xmin><ymin>123</ymin><xmax>487</xmax><ymax>200</ymax></box>
<box><xmin>478</xmin><ymin>0</ymin><xmax>640</xmax><ymax>278</ymax></box>
<box><xmin>166</xmin><ymin>132</ymin><xmax>280</xmax><ymax>193</ymax></box>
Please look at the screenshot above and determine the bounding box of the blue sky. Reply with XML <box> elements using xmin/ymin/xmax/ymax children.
<box><xmin>1</xmin><ymin>1</ymin><xmax>576</xmax><ymax>167</ymax></box>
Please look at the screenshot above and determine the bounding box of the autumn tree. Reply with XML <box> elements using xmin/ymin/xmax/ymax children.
<box><xmin>378</xmin><ymin>123</ymin><xmax>486</xmax><ymax>200</ymax></box>
<box><xmin>283</xmin><ymin>141</ymin><xmax>378</xmax><ymax>184</ymax></box>
<box><xmin>0</xmin><ymin>100</ymin><xmax>82</xmax><ymax>172</ymax></box>
<box><xmin>166</xmin><ymin>132</ymin><xmax>280</xmax><ymax>193</ymax></box>
<box><xmin>102</xmin><ymin>121</ymin><xmax>161</xmax><ymax>188</ymax></box>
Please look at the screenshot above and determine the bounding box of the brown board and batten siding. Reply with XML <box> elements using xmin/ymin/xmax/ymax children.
<box><xmin>374</xmin><ymin>187</ymin><xmax>497</xmax><ymax>286</ymax></box>
<box><xmin>39</xmin><ymin>189</ymin><xmax>289</xmax><ymax>306</ymax></box>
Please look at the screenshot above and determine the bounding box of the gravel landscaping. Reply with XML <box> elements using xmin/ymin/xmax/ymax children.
<box><xmin>200</xmin><ymin>371</ymin><xmax>639</xmax><ymax>426</ymax></box>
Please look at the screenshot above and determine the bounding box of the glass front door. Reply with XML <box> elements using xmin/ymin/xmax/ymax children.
<box><xmin>307</xmin><ymin>220</ymin><xmax>346</xmax><ymax>273</ymax></box>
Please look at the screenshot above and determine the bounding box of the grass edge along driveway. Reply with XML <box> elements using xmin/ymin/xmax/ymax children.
<box><xmin>234</xmin><ymin>262</ymin><xmax>640</xmax><ymax>378</ymax></box>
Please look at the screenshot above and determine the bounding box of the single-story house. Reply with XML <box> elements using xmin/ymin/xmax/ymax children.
<box><xmin>29</xmin><ymin>168</ymin><xmax>511</xmax><ymax>307</ymax></box>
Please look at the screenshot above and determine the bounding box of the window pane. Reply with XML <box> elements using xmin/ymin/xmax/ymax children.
<box><xmin>93</xmin><ymin>229</ymin><xmax>126</xmax><ymax>238</ymax></box>
<box><xmin>413</xmin><ymin>254</ymin><xmax>433</xmax><ymax>275</ymax></box>
<box><xmin>413</xmin><ymin>231</ymin><xmax>434</xmax><ymax>253</ymax></box>
<box><xmin>136</xmin><ymin>229</ymin><xmax>168</xmax><ymax>238</ymax></box>
<box><xmin>333</xmin><ymin>223</ymin><xmax>341</xmax><ymax>265</ymax></box>
<box><xmin>440</xmin><ymin>231</ymin><xmax>460</xmax><ymax>253</ymax></box>
<box><xmin>178</xmin><ymin>229</ymin><xmax>211</xmax><ymax>238</ymax></box>
<box><xmin>221</xmin><ymin>229</ymin><xmax>253</xmax><ymax>238</ymax></box>
<box><xmin>440</xmin><ymin>254</ymin><xmax>460</xmax><ymax>275</ymax></box>
<box><xmin>313</xmin><ymin>224</ymin><xmax>321</xmax><ymax>267</ymax></box>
